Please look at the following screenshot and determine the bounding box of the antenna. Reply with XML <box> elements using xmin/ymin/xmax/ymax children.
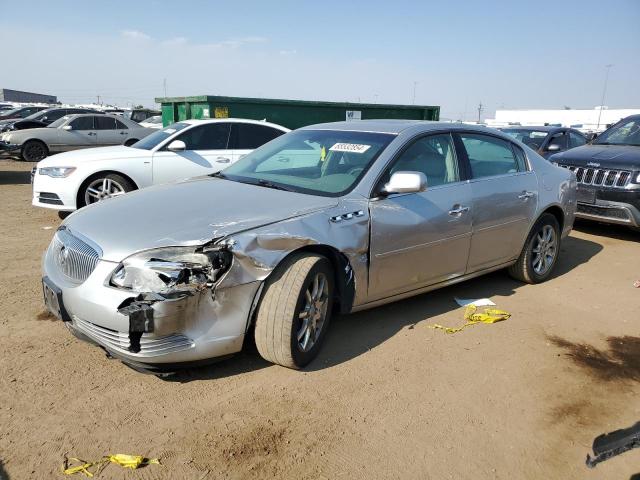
<box><xmin>477</xmin><ymin>101</ymin><xmax>484</xmax><ymax>122</ymax></box>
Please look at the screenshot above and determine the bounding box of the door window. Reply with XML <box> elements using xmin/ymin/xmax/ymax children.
<box><xmin>547</xmin><ymin>132</ymin><xmax>568</xmax><ymax>150</ymax></box>
<box><xmin>230</xmin><ymin>123</ymin><xmax>285</xmax><ymax>149</ymax></box>
<box><xmin>95</xmin><ymin>116</ymin><xmax>117</xmax><ymax>130</ymax></box>
<box><xmin>115</xmin><ymin>119</ymin><xmax>128</xmax><ymax>130</ymax></box>
<box><xmin>174</xmin><ymin>123</ymin><xmax>231</xmax><ymax>150</ymax></box>
<box><xmin>42</xmin><ymin>110</ymin><xmax>66</xmax><ymax>123</ymax></box>
<box><xmin>69</xmin><ymin>116</ymin><xmax>95</xmax><ymax>130</ymax></box>
<box><xmin>385</xmin><ymin>134</ymin><xmax>459</xmax><ymax>187</ymax></box>
<box><xmin>460</xmin><ymin>133</ymin><xmax>521</xmax><ymax>179</ymax></box>
<box><xmin>569</xmin><ymin>131</ymin><xmax>587</xmax><ymax>148</ymax></box>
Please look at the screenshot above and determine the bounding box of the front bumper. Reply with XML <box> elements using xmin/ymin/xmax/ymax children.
<box><xmin>575</xmin><ymin>186</ymin><xmax>640</xmax><ymax>227</ymax></box>
<box><xmin>32</xmin><ymin>170</ymin><xmax>77</xmax><ymax>211</ymax></box>
<box><xmin>0</xmin><ymin>140</ymin><xmax>20</xmax><ymax>153</ymax></box>
<box><xmin>42</xmin><ymin>243</ymin><xmax>261</xmax><ymax>366</ymax></box>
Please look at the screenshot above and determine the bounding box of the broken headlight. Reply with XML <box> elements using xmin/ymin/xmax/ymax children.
<box><xmin>109</xmin><ymin>246</ymin><xmax>231</xmax><ymax>295</ymax></box>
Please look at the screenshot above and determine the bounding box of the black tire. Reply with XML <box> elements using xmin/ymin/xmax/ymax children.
<box><xmin>509</xmin><ymin>213</ymin><xmax>561</xmax><ymax>283</ymax></box>
<box><xmin>57</xmin><ymin>211</ymin><xmax>72</xmax><ymax>220</ymax></box>
<box><xmin>78</xmin><ymin>173</ymin><xmax>135</xmax><ymax>208</ymax></box>
<box><xmin>254</xmin><ymin>253</ymin><xmax>334</xmax><ymax>369</ymax></box>
<box><xmin>21</xmin><ymin>140</ymin><xmax>49</xmax><ymax>162</ymax></box>
<box><xmin>124</xmin><ymin>138</ymin><xmax>138</xmax><ymax>146</ymax></box>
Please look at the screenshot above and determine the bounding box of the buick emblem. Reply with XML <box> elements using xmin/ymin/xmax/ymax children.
<box><xmin>587</xmin><ymin>162</ymin><xmax>600</xmax><ymax>168</ymax></box>
<box><xmin>58</xmin><ymin>246</ymin><xmax>69</xmax><ymax>266</ymax></box>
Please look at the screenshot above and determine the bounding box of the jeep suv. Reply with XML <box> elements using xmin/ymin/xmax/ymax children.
<box><xmin>550</xmin><ymin>114</ymin><xmax>640</xmax><ymax>230</ymax></box>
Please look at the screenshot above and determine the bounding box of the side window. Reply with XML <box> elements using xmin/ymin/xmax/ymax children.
<box><xmin>231</xmin><ymin>124</ymin><xmax>285</xmax><ymax>149</ymax></box>
<box><xmin>386</xmin><ymin>134</ymin><xmax>459</xmax><ymax>188</ymax></box>
<box><xmin>547</xmin><ymin>132</ymin><xmax>568</xmax><ymax>150</ymax></box>
<box><xmin>174</xmin><ymin>123</ymin><xmax>231</xmax><ymax>150</ymax></box>
<box><xmin>69</xmin><ymin>116</ymin><xmax>95</xmax><ymax>130</ymax></box>
<box><xmin>115</xmin><ymin>119</ymin><xmax>128</xmax><ymax>130</ymax></box>
<box><xmin>95</xmin><ymin>116</ymin><xmax>117</xmax><ymax>130</ymax></box>
<box><xmin>460</xmin><ymin>133</ymin><xmax>520</xmax><ymax>179</ymax></box>
<box><xmin>511</xmin><ymin>144</ymin><xmax>528</xmax><ymax>172</ymax></box>
<box><xmin>569</xmin><ymin>132</ymin><xmax>586</xmax><ymax>148</ymax></box>
<box><xmin>44</xmin><ymin>110</ymin><xmax>66</xmax><ymax>122</ymax></box>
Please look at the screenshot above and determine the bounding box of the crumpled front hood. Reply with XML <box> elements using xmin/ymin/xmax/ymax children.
<box><xmin>64</xmin><ymin>177</ymin><xmax>339</xmax><ymax>262</ymax></box>
<box><xmin>552</xmin><ymin>144</ymin><xmax>640</xmax><ymax>169</ymax></box>
<box><xmin>38</xmin><ymin>145</ymin><xmax>150</xmax><ymax>167</ymax></box>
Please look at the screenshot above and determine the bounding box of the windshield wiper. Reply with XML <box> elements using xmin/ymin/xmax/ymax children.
<box><xmin>210</xmin><ymin>171</ymin><xmax>228</xmax><ymax>179</ymax></box>
<box><xmin>255</xmin><ymin>179</ymin><xmax>293</xmax><ymax>191</ymax></box>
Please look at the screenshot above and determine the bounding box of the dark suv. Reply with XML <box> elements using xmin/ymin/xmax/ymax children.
<box><xmin>550</xmin><ymin>114</ymin><xmax>640</xmax><ymax>230</ymax></box>
<box><xmin>0</xmin><ymin>107</ymin><xmax>98</xmax><ymax>133</ymax></box>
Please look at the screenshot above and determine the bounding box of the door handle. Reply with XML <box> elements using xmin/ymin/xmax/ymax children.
<box><xmin>448</xmin><ymin>205</ymin><xmax>469</xmax><ymax>216</ymax></box>
<box><xmin>119</xmin><ymin>131</ymin><xmax>128</xmax><ymax>135</ymax></box>
<box><xmin>518</xmin><ymin>191</ymin><xmax>534</xmax><ymax>200</ymax></box>
<box><xmin>215</xmin><ymin>157</ymin><xmax>231</xmax><ymax>163</ymax></box>
<box><xmin>87</xmin><ymin>132</ymin><xmax>96</xmax><ymax>136</ymax></box>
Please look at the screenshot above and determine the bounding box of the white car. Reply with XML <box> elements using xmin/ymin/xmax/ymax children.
<box><xmin>32</xmin><ymin>118</ymin><xmax>289</xmax><ymax>212</ymax></box>
<box><xmin>139</xmin><ymin>115</ymin><xmax>163</xmax><ymax>129</ymax></box>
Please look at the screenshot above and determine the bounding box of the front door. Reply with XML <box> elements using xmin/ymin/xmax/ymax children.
<box><xmin>368</xmin><ymin>133</ymin><xmax>473</xmax><ymax>301</ymax></box>
<box><xmin>456</xmin><ymin>132</ymin><xmax>538</xmax><ymax>273</ymax></box>
<box><xmin>59</xmin><ymin>116</ymin><xmax>98</xmax><ymax>151</ymax></box>
<box><xmin>152</xmin><ymin>122</ymin><xmax>232</xmax><ymax>184</ymax></box>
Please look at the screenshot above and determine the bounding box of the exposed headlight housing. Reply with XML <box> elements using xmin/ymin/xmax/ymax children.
<box><xmin>109</xmin><ymin>246</ymin><xmax>232</xmax><ymax>295</ymax></box>
<box><xmin>38</xmin><ymin>166</ymin><xmax>76</xmax><ymax>178</ymax></box>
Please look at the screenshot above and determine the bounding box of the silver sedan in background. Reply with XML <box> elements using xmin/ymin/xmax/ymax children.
<box><xmin>0</xmin><ymin>113</ymin><xmax>153</xmax><ymax>161</ymax></box>
<box><xmin>41</xmin><ymin>121</ymin><xmax>576</xmax><ymax>372</ymax></box>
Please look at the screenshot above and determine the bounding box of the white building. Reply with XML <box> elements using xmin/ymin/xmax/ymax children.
<box><xmin>485</xmin><ymin>106</ymin><xmax>640</xmax><ymax>133</ymax></box>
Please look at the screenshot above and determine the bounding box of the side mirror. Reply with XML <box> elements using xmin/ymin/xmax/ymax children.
<box><xmin>382</xmin><ymin>171</ymin><xmax>427</xmax><ymax>195</ymax></box>
<box><xmin>167</xmin><ymin>139</ymin><xmax>186</xmax><ymax>152</ymax></box>
<box><xmin>62</xmin><ymin>125</ymin><xmax>72</xmax><ymax>131</ymax></box>
<box><xmin>546</xmin><ymin>143</ymin><xmax>561</xmax><ymax>152</ymax></box>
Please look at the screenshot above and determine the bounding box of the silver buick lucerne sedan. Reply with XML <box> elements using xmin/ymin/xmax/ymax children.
<box><xmin>42</xmin><ymin>121</ymin><xmax>576</xmax><ymax>371</ymax></box>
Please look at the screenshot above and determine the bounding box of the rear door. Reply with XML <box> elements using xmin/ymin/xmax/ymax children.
<box><xmin>229</xmin><ymin>123</ymin><xmax>286</xmax><ymax>163</ymax></box>
<box><xmin>95</xmin><ymin>116</ymin><xmax>123</xmax><ymax>146</ymax></box>
<box><xmin>368</xmin><ymin>133</ymin><xmax>473</xmax><ymax>300</ymax></box>
<box><xmin>151</xmin><ymin>122</ymin><xmax>232</xmax><ymax>184</ymax></box>
<box><xmin>456</xmin><ymin>132</ymin><xmax>538</xmax><ymax>273</ymax></box>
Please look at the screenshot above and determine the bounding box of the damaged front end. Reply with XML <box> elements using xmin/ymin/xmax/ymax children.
<box><xmin>111</xmin><ymin>245</ymin><xmax>233</xmax><ymax>353</ymax></box>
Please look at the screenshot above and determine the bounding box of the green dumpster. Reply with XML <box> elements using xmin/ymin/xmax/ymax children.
<box><xmin>155</xmin><ymin>95</ymin><xmax>439</xmax><ymax>129</ymax></box>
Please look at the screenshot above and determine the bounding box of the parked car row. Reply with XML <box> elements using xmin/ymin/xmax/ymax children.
<box><xmin>39</xmin><ymin>119</ymin><xmax>578</xmax><ymax>373</ymax></box>
<box><xmin>0</xmin><ymin>107</ymin><xmax>99</xmax><ymax>133</ymax></box>
<box><xmin>0</xmin><ymin>113</ymin><xmax>154</xmax><ymax>161</ymax></box>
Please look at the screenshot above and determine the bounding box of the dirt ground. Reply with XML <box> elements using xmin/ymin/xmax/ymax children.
<box><xmin>0</xmin><ymin>158</ymin><xmax>639</xmax><ymax>479</ymax></box>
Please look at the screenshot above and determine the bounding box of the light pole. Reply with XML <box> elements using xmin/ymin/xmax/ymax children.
<box><xmin>596</xmin><ymin>64</ymin><xmax>613</xmax><ymax>131</ymax></box>
<box><xmin>412</xmin><ymin>81</ymin><xmax>417</xmax><ymax>105</ymax></box>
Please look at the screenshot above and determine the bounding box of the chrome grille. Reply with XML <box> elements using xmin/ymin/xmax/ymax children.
<box><xmin>559</xmin><ymin>164</ymin><xmax>631</xmax><ymax>188</ymax></box>
<box><xmin>51</xmin><ymin>228</ymin><xmax>101</xmax><ymax>283</ymax></box>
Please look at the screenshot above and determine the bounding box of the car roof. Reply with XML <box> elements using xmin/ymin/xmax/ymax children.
<box><xmin>180</xmin><ymin>118</ymin><xmax>290</xmax><ymax>131</ymax></box>
<box><xmin>500</xmin><ymin>126</ymin><xmax>561</xmax><ymax>132</ymax></box>
<box><xmin>300</xmin><ymin>119</ymin><xmax>497</xmax><ymax>135</ymax></box>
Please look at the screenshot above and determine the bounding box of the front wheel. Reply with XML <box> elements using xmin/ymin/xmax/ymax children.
<box><xmin>508</xmin><ymin>213</ymin><xmax>561</xmax><ymax>283</ymax></box>
<box><xmin>254</xmin><ymin>253</ymin><xmax>334</xmax><ymax>369</ymax></box>
<box><xmin>21</xmin><ymin>140</ymin><xmax>49</xmax><ymax>162</ymax></box>
<box><xmin>78</xmin><ymin>173</ymin><xmax>134</xmax><ymax>208</ymax></box>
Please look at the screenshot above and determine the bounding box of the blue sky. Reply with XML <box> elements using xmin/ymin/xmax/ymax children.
<box><xmin>1</xmin><ymin>0</ymin><xmax>639</xmax><ymax>119</ymax></box>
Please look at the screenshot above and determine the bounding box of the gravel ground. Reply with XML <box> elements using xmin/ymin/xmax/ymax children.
<box><xmin>0</xmin><ymin>159</ymin><xmax>639</xmax><ymax>479</ymax></box>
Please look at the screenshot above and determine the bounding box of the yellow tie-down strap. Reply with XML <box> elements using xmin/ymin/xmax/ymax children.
<box><xmin>429</xmin><ymin>305</ymin><xmax>511</xmax><ymax>334</ymax></box>
<box><xmin>62</xmin><ymin>454</ymin><xmax>161</xmax><ymax>477</ymax></box>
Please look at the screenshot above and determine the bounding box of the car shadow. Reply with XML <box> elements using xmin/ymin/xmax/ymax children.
<box><xmin>0</xmin><ymin>170</ymin><xmax>31</xmax><ymax>185</ymax></box>
<box><xmin>573</xmin><ymin>219</ymin><xmax>639</xmax><ymax>242</ymax></box>
<box><xmin>165</xmin><ymin>234</ymin><xmax>603</xmax><ymax>381</ymax></box>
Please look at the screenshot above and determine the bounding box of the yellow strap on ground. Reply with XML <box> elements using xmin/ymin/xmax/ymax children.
<box><xmin>62</xmin><ymin>454</ymin><xmax>161</xmax><ymax>477</ymax></box>
<box><xmin>428</xmin><ymin>305</ymin><xmax>511</xmax><ymax>334</ymax></box>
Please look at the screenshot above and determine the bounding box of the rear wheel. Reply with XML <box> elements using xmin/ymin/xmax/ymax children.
<box><xmin>21</xmin><ymin>140</ymin><xmax>49</xmax><ymax>162</ymax></box>
<box><xmin>78</xmin><ymin>173</ymin><xmax>134</xmax><ymax>208</ymax></box>
<box><xmin>254</xmin><ymin>253</ymin><xmax>334</xmax><ymax>369</ymax></box>
<box><xmin>509</xmin><ymin>213</ymin><xmax>560</xmax><ymax>283</ymax></box>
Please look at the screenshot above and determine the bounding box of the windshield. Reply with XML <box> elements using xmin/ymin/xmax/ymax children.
<box><xmin>221</xmin><ymin>129</ymin><xmax>395</xmax><ymax>197</ymax></box>
<box><xmin>48</xmin><ymin>116</ymin><xmax>71</xmax><ymax>128</ymax></box>
<box><xmin>0</xmin><ymin>108</ymin><xmax>22</xmax><ymax>117</ymax></box>
<box><xmin>24</xmin><ymin>110</ymin><xmax>47</xmax><ymax>121</ymax></box>
<box><xmin>501</xmin><ymin>129</ymin><xmax>549</xmax><ymax>149</ymax></box>
<box><xmin>593</xmin><ymin>118</ymin><xmax>640</xmax><ymax>146</ymax></box>
<box><xmin>130</xmin><ymin>122</ymin><xmax>190</xmax><ymax>150</ymax></box>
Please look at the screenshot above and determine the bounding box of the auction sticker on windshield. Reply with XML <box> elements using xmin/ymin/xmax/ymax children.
<box><xmin>329</xmin><ymin>143</ymin><xmax>371</xmax><ymax>153</ymax></box>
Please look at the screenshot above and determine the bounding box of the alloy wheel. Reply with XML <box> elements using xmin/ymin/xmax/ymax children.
<box><xmin>532</xmin><ymin>225</ymin><xmax>557</xmax><ymax>275</ymax></box>
<box><xmin>296</xmin><ymin>272</ymin><xmax>329</xmax><ymax>352</ymax></box>
<box><xmin>84</xmin><ymin>177</ymin><xmax>126</xmax><ymax>205</ymax></box>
